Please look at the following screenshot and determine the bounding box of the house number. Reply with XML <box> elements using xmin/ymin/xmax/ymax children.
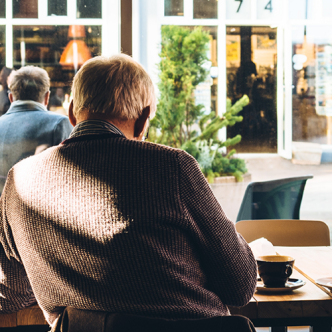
<box><xmin>235</xmin><ymin>0</ymin><xmax>243</xmax><ymax>13</ymax></box>
<box><xmin>234</xmin><ymin>0</ymin><xmax>273</xmax><ymax>13</ymax></box>
<box><xmin>265</xmin><ymin>0</ymin><xmax>273</xmax><ymax>12</ymax></box>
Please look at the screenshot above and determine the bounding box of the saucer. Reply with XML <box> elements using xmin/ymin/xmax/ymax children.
<box><xmin>256</xmin><ymin>278</ymin><xmax>306</xmax><ymax>293</ymax></box>
<box><xmin>316</xmin><ymin>277</ymin><xmax>332</xmax><ymax>292</ymax></box>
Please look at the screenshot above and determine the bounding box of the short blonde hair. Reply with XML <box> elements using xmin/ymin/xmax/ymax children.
<box><xmin>8</xmin><ymin>66</ymin><xmax>50</xmax><ymax>102</ymax></box>
<box><xmin>72</xmin><ymin>54</ymin><xmax>155</xmax><ymax>120</ymax></box>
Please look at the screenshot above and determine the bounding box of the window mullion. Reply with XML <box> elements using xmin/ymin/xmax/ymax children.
<box><xmin>68</xmin><ymin>0</ymin><xmax>76</xmax><ymax>19</ymax></box>
<box><xmin>39</xmin><ymin>0</ymin><xmax>47</xmax><ymax>19</ymax></box>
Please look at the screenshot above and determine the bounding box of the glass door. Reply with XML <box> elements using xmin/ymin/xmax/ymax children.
<box><xmin>226</xmin><ymin>25</ymin><xmax>278</xmax><ymax>153</ymax></box>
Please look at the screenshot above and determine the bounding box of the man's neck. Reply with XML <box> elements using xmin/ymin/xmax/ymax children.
<box><xmin>76</xmin><ymin>113</ymin><xmax>136</xmax><ymax>140</ymax></box>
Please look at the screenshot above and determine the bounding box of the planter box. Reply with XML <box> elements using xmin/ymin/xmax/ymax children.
<box><xmin>213</xmin><ymin>173</ymin><xmax>252</xmax><ymax>184</ymax></box>
<box><xmin>210</xmin><ymin>173</ymin><xmax>251</xmax><ymax>222</ymax></box>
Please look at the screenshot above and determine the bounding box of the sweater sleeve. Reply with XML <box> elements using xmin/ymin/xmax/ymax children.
<box><xmin>0</xmin><ymin>171</ymin><xmax>36</xmax><ymax>312</ymax></box>
<box><xmin>177</xmin><ymin>150</ymin><xmax>257</xmax><ymax>307</ymax></box>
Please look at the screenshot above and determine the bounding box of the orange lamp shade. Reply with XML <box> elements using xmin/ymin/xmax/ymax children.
<box><xmin>59</xmin><ymin>40</ymin><xmax>92</xmax><ymax>67</ymax></box>
<box><xmin>68</xmin><ymin>25</ymin><xmax>86</xmax><ymax>38</ymax></box>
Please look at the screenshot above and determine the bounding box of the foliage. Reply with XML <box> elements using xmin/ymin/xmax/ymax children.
<box><xmin>150</xmin><ymin>25</ymin><xmax>250</xmax><ymax>183</ymax></box>
<box><xmin>182</xmin><ymin>95</ymin><xmax>250</xmax><ymax>183</ymax></box>
<box><xmin>150</xmin><ymin>25</ymin><xmax>210</xmax><ymax>147</ymax></box>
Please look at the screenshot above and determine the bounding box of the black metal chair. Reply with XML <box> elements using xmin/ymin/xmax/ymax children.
<box><xmin>52</xmin><ymin>307</ymin><xmax>256</xmax><ymax>332</ymax></box>
<box><xmin>236</xmin><ymin>175</ymin><xmax>313</xmax><ymax>222</ymax></box>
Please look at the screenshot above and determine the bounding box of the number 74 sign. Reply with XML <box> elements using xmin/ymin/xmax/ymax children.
<box><xmin>235</xmin><ymin>0</ymin><xmax>273</xmax><ymax>13</ymax></box>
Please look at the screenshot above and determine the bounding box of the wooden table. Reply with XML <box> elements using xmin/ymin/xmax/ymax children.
<box><xmin>2</xmin><ymin>246</ymin><xmax>332</xmax><ymax>331</ymax></box>
<box><xmin>0</xmin><ymin>304</ymin><xmax>47</xmax><ymax>329</ymax></box>
<box><xmin>230</xmin><ymin>246</ymin><xmax>332</xmax><ymax>332</ymax></box>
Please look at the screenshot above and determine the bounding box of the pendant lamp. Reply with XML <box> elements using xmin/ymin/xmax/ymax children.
<box><xmin>59</xmin><ymin>25</ymin><xmax>92</xmax><ymax>71</ymax></box>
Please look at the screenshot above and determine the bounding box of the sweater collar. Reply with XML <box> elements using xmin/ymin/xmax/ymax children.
<box><xmin>69</xmin><ymin>120</ymin><xmax>125</xmax><ymax>139</ymax></box>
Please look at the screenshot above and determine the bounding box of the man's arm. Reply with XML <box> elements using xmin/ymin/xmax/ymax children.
<box><xmin>177</xmin><ymin>151</ymin><xmax>257</xmax><ymax>307</ymax></box>
<box><xmin>0</xmin><ymin>183</ymin><xmax>36</xmax><ymax>312</ymax></box>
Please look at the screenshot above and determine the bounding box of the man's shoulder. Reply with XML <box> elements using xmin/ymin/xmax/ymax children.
<box><xmin>131</xmin><ymin>140</ymin><xmax>198</xmax><ymax>168</ymax></box>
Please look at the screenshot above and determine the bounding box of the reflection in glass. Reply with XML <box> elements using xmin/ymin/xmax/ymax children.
<box><xmin>77</xmin><ymin>0</ymin><xmax>101</xmax><ymax>18</ymax></box>
<box><xmin>0</xmin><ymin>26</ymin><xmax>5</xmax><ymax>68</ymax></box>
<box><xmin>288</xmin><ymin>0</ymin><xmax>316</xmax><ymax>20</ymax></box>
<box><xmin>164</xmin><ymin>0</ymin><xmax>184</xmax><ymax>16</ymax></box>
<box><xmin>13</xmin><ymin>25</ymin><xmax>101</xmax><ymax>113</ymax></box>
<box><xmin>0</xmin><ymin>0</ymin><xmax>5</xmax><ymax>18</ymax></box>
<box><xmin>193</xmin><ymin>0</ymin><xmax>218</xmax><ymax>19</ymax></box>
<box><xmin>226</xmin><ymin>26</ymin><xmax>277</xmax><ymax>153</ymax></box>
<box><xmin>322</xmin><ymin>0</ymin><xmax>332</xmax><ymax>18</ymax></box>
<box><xmin>48</xmin><ymin>0</ymin><xmax>67</xmax><ymax>16</ymax></box>
<box><xmin>292</xmin><ymin>25</ymin><xmax>332</xmax><ymax>146</ymax></box>
<box><xmin>13</xmin><ymin>0</ymin><xmax>38</xmax><ymax>18</ymax></box>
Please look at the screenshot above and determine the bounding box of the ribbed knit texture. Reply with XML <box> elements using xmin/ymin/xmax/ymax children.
<box><xmin>0</xmin><ymin>135</ymin><xmax>257</xmax><ymax>325</ymax></box>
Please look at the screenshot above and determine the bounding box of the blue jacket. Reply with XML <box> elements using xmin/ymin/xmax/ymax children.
<box><xmin>0</xmin><ymin>100</ymin><xmax>73</xmax><ymax>193</ymax></box>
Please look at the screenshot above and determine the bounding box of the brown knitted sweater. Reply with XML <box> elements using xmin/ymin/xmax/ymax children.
<box><xmin>0</xmin><ymin>132</ymin><xmax>257</xmax><ymax>325</ymax></box>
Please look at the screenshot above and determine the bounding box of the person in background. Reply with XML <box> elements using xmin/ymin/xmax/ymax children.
<box><xmin>0</xmin><ymin>66</ymin><xmax>72</xmax><ymax>194</ymax></box>
<box><xmin>0</xmin><ymin>66</ymin><xmax>12</xmax><ymax>116</ymax></box>
<box><xmin>48</xmin><ymin>87</ymin><xmax>65</xmax><ymax>109</ymax></box>
<box><xmin>0</xmin><ymin>55</ymin><xmax>257</xmax><ymax>332</ymax></box>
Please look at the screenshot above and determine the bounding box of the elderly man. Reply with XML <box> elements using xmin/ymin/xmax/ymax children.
<box><xmin>0</xmin><ymin>66</ymin><xmax>72</xmax><ymax>193</ymax></box>
<box><xmin>0</xmin><ymin>55</ymin><xmax>257</xmax><ymax>331</ymax></box>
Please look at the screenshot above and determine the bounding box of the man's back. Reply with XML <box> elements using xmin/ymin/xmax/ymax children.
<box><xmin>0</xmin><ymin>101</ymin><xmax>72</xmax><ymax>192</ymax></box>
<box><xmin>0</xmin><ymin>134</ymin><xmax>256</xmax><ymax>325</ymax></box>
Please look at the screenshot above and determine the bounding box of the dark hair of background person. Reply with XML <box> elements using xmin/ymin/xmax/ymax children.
<box><xmin>0</xmin><ymin>66</ymin><xmax>13</xmax><ymax>116</ymax></box>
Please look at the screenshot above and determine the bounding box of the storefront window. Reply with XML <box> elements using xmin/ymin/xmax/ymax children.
<box><xmin>292</xmin><ymin>25</ymin><xmax>332</xmax><ymax>145</ymax></box>
<box><xmin>13</xmin><ymin>25</ymin><xmax>101</xmax><ymax>112</ymax></box>
<box><xmin>322</xmin><ymin>0</ymin><xmax>332</xmax><ymax>19</ymax></box>
<box><xmin>193</xmin><ymin>0</ymin><xmax>218</xmax><ymax>19</ymax></box>
<box><xmin>288</xmin><ymin>0</ymin><xmax>316</xmax><ymax>20</ymax></box>
<box><xmin>0</xmin><ymin>0</ymin><xmax>5</xmax><ymax>18</ymax></box>
<box><xmin>226</xmin><ymin>26</ymin><xmax>277</xmax><ymax>153</ymax></box>
<box><xmin>0</xmin><ymin>26</ymin><xmax>5</xmax><ymax>67</ymax></box>
<box><xmin>164</xmin><ymin>0</ymin><xmax>184</xmax><ymax>16</ymax></box>
<box><xmin>13</xmin><ymin>0</ymin><xmax>38</xmax><ymax>18</ymax></box>
<box><xmin>77</xmin><ymin>0</ymin><xmax>102</xmax><ymax>19</ymax></box>
<box><xmin>48</xmin><ymin>0</ymin><xmax>67</xmax><ymax>16</ymax></box>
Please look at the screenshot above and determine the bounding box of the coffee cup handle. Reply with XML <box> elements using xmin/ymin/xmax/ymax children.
<box><xmin>285</xmin><ymin>264</ymin><xmax>293</xmax><ymax>277</ymax></box>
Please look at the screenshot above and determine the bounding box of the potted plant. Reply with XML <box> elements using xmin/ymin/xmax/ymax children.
<box><xmin>150</xmin><ymin>25</ymin><xmax>249</xmax><ymax>183</ymax></box>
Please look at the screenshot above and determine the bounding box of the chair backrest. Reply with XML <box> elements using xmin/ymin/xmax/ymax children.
<box><xmin>236</xmin><ymin>175</ymin><xmax>313</xmax><ymax>222</ymax></box>
<box><xmin>235</xmin><ymin>219</ymin><xmax>330</xmax><ymax>246</ymax></box>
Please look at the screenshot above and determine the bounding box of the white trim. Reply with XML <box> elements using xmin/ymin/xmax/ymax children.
<box><xmin>5</xmin><ymin>0</ymin><xmax>12</xmax><ymax>68</ymax></box>
<box><xmin>184</xmin><ymin>0</ymin><xmax>192</xmax><ymax>19</ymax></box>
<box><xmin>67</xmin><ymin>0</ymin><xmax>76</xmax><ymax>19</ymax></box>
<box><xmin>132</xmin><ymin>0</ymin><xmax>139</xmax><ymax>61</ymax></box>
<box><xmin>5</xmin><ymin>22</ymin><xmax>12</xmax><ymax>68</ymax></box>
<box><xmin>7</xmin><ymin>19</ymin><xmax>103</xmax><ymax>25</ymax></box>
<box><xmin>38</xmin><ymin>0</ymin><xmax>46</xmax><ymax>19</ymax></box>
<box><xmin>251</xmin><ymin>0</ymin><xmax>257</xmax><ymax>20</ymax></box>
<box><xmin>283</xmin><ymin>22</ymin><xmax>293</xmax><ymax>159</ymax></box>
<box><xmin>102</xmin><ymin>0</ymin><xmax>120</xmax><ymax>56</ymax></box>
<box><xmin>218</xmin><ymin>22</ymin><xmax>226</xmax><ymax>142</ymax></box>
<box><xmin>277</xmin><ymin>25</ymin><xmax>285</xmax><ymax>157</ymax></box>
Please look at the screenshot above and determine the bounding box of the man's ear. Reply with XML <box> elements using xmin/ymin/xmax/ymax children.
<box><xmin>8</xmin><ymin>92</ymin><xmax>13</xmax><ymax>103</ymax></box>
<box><xmin>68</xmin><ymin>101</ymin><xmax>76</xmax><ymax>127</ymax></box>
<box><xmin>134</xmin><ymin>106</ymin><xmax>150</xmax><ymax>139</ymax></box>
<box><xmin>44</xmin><ymin>90</ymin><xmax>50</xmax><ymax>106</ymax></box>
